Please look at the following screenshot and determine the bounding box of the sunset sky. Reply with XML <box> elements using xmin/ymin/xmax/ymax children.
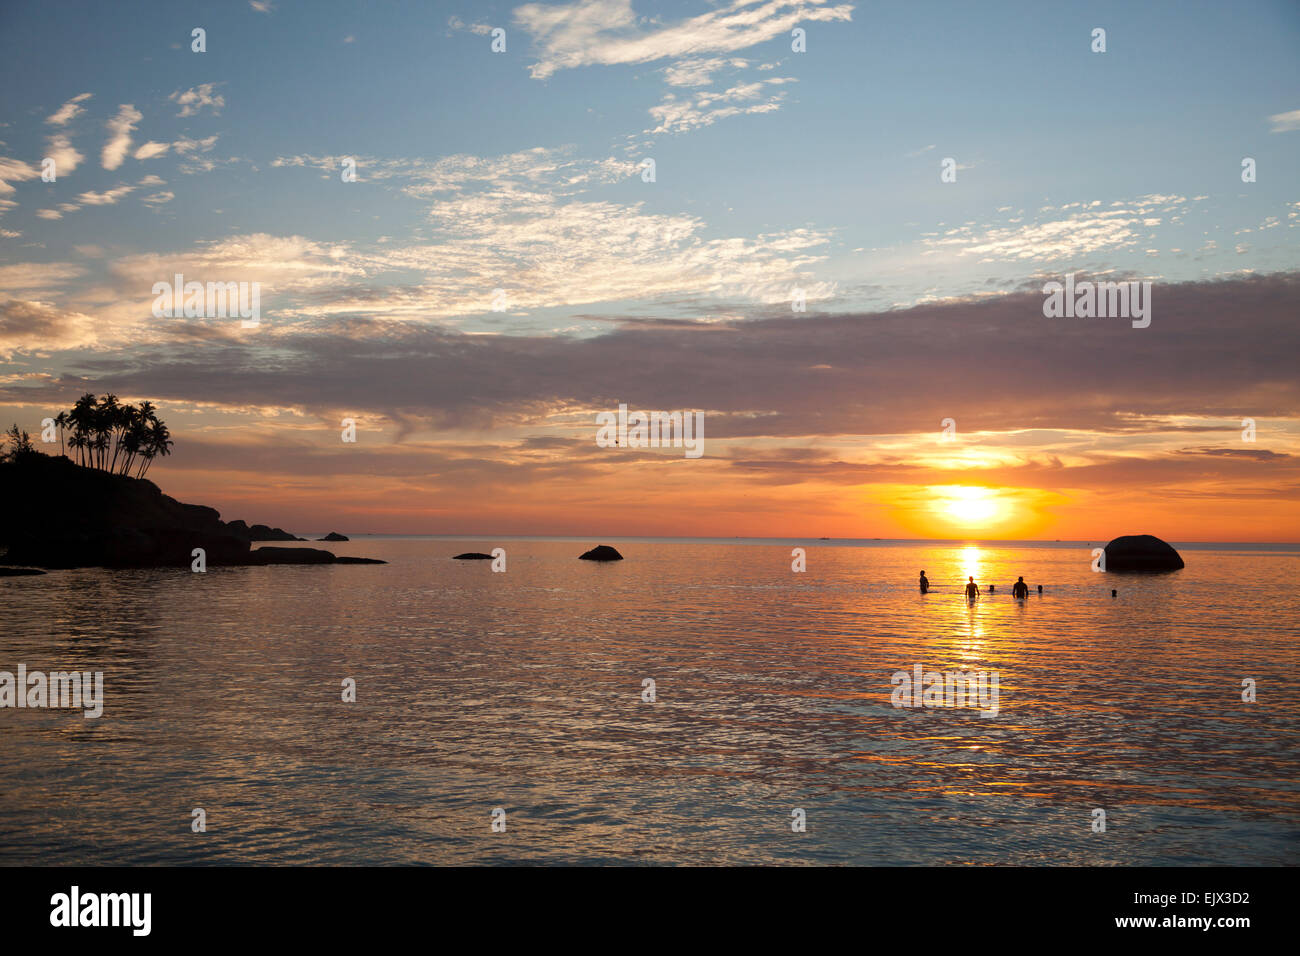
<box><xmin>1</xmin><ymin>0</ymin><xmax>1298</xmax><ymax>540</ymax></box>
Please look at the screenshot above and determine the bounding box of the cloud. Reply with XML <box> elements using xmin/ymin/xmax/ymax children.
<box><xmin>5</xmin><ymin>272</ymin><xmax>1294</xmax><ymax>446</ymax></box>
<box><xmin>662</xmin><ymin>56</ymin><xmax>748</xmax><ymax>87</ymax></box>
<box><xmin>249</xmin><ymin>0</ymin><xmax>273</xmax><ymax>12</ymax></box>
<box><xmin>1178</xmin><ymin>446</ymin><xmax>1292</xmax><ymax>461</ymax></box>
<box><xmin>34</xmin><ymin>174</ymin><xmax>165</xmax><ymax>219</ymax></box>
<box><xmin>134</xmin><ymin>141</ymin><xmax>171</xmax><ymax>161</ymax></box>
<box><xmin>169</xmin><ymin>83</ymin><xmax>225</xmax><ymax>118</ymax></box>
<box><xmin>44</xmin><ymin>134</ymin><xmax>84</xmax><ymax>176</ymax></box>
<box><xmin>448</xmin><ymin>16</ymin><xmax>494</xmax><ymax>36</ymax></box>
<box><xmin>0</xmin><ymin>299</ymin><xmax>99</xmax><ymax>357</ymax></box>
<box><xmin>269</xmin><ymin>146</ymin><xmax>831</xmax><ymax>320</ymax></box>
<box><xmin>0</xmin><ymin>157</ymin><xmax>40</xmax><ymax>195</ymax></box>
<box><xmin>45</xmin><ymin>93</ymin><xmax>92</xmax><ymax>126</ymax></box>
<box><xmin>514</xmin><ymin>0</ymin><xmax>854</xmax><ymax>79</ymax></box>
<box><xmin>648</xmin><ymin>79</ymin><xmax>791</xmax><ymax>134</ymax></box>
<box><xmin>101</xmin><ymin>104</ymin><xmax>142</xmax><ymax>170</ymax></box>
<box><xmin>75</xmin><ymin>184</ymin><xmax>136</xmax><ymax>206</ymax></box>
<box><xmin>1267</xmin><ymin>108</ymin><xmax>1300</xmax><ymax>133</ymax></box>
<box><xmin>920</xmin><ymin>194</ymin><xmax>1189</xmax><ymax>263</ymax></box>
<box><xmin>0</xmin><ymin>262</ymin><xmax>84</xmax><ymax>293</ymax></box>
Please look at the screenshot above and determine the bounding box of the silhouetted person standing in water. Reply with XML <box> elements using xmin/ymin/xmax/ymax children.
<box><xmin>965</xmin><ymin>576</ymin><xmax>980</xmax><ymax>600</ymax></box>
<box><xmin>919</xmin><ymin>570</ymin><xmax>930</xmax><ymax>594</ymax></box>
<box><xmin>1012</xmin><ymin>576</ymin><xmax>1029</xmax><ymax>599</ymax></box>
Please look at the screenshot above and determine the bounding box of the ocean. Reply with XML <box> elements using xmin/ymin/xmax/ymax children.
<box><xmin>1</xmin><ymin>538</ymin><xmax>1296</xmax><ymax>865</ymax></box>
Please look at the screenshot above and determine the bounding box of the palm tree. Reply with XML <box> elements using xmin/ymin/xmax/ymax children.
<box><xmin>121</xmin><ymin>410</ymin><xmax>148</xmax><ymax>476</ymax></box>
<box><xmin>139</xmin><ymin>418</ymin><xmax>172</xmax><ymax>478</ymax></box>
<box><xmin>69</xmin><ymin>431</ymin><xmax>88</xmax><ymax>466</ymax></box>
<box><xmin>96</xmin><ymin>394</ymin><xmax>120</xmax><ymax>471</ymax></box>
<box><xmin>123</xmin><ymin>401</ymin><xmax>156</xmax><ymax>475</ymax></box>
<box><xmin>53</xmin><ymin>411</ymin><xmax>68</xmax><ymax>458</ymax></box>
<box><xmin>92</xmin><ymin>430</ymin><xmax>109</xmax><ymax>470</ymax></box>
<box><xmin>48</xmin><ymin>396</ymin><xmax>173</xmax><ymax>476</ymax></box>
<box><xmin>67</xmin><ymin>394</ymin><xmax>96</xmax><ymax>467</ymax></box>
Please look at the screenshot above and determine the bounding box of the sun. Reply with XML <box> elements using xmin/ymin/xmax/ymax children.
<box><xmin>932</xmin><ymin>486</ymin><xmax>1002</xmax><ymax>527</ymax></box>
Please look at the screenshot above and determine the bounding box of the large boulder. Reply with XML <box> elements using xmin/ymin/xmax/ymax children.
<box><xmin>579</xmin><ymin>544</ymin><xmax>624</xmax><ymax>561</ymax></box>
<box><xmin>1103</xmin><ymin>534</ymin><xmax>1184</xmax><ymax>572</ymax></box>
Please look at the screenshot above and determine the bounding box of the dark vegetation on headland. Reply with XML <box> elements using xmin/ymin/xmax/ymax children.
<box><xmin>0</xmin><ymin>415</ymin><xmax>382</xmax><ymax>569</ymax></box>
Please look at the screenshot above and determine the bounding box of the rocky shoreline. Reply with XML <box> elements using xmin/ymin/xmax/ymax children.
<box><xmin>0</xmin><ymin>454</ymin><xmax>383</xmax><ymax>570</ymax></box>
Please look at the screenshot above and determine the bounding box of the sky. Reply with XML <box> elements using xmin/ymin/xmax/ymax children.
<box><xmin>1</xmin><ymin>0</ymin><xmax>1298</xmax><ymax>540</ymax></box>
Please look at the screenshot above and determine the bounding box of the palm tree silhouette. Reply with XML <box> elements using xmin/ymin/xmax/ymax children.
<box><xmin>43</xmin><ymin>395</ymin><xmax>173</xmax><ymax>476</ymax></box>
<box><xmin>140</xmin><ymin>418</ymin><xmax>172</xmax><ymax>477</ymax></box>
<box><xmin>53</xmin><ymin>411</ymin><xmax>68</xmax><ymax>458</ymax></box>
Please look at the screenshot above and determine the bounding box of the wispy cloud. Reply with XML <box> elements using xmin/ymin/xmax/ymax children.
<box><xmin>169</xmin><ymin>83</ymin><xmax>225</xmax><ymax>118</ymax></box>
<box><xmin>920</xmin><ymin>195</ymin><xmax>1191</xmax><ymax>263</ymax></box>
<box><xmin>45</xmin><ymin>92</ymin><xmax>92</xmax><ymax>126</ymax></box>
<box><xmin>514</xmin><ymin>0</ymin><xmax>853</xmax><ymax>79</ymax></box>
<box><xmin>1267</xmin><ymin>108</ymin><xmax>1300</xmax><ymax>133</ymax></box>
<box><xmin>101</xmin><ymin>104</ymin><xmax>142</xmax><ymax>171</ymax></box>
<box><xmin>648</xmin><ymin>78</ymin><xmax>792</xmax><ymax>134</ymax></box>
<box><xmin>662</xmin><ymin>57</ymin><xmax>749</xmax><ymax>87</ymax></box>
<box><xmin>0</xmin><ymin>157</ymin><xmax>40</xmax><ymax>196</ymax></box>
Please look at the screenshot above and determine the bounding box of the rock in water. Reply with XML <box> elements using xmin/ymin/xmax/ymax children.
<box><xmin>251</xmin><ymin>547</ymin><xmax>336</xmax><ymax>564</ymax></box>
<box><xmin>0</xmin><ymin>567</ymin><xmax>46</xmax><ymax>576</ymax></box>
<box><xmin>1103</xmin><ymin>534</ymin><xmax>1184</xmax><ymax>572</ymax></box>
<box><xmin>247</xmin><ymin>524</ymin><xmax>304</xmax><ymax>541</ymax></box>
<box><xmin>579</xmin><ymin>545</ymin><xmax>623</xmax><ymax>561</ymax></box>
<box><xmin>318</xmin><ymin>532</ymin><xmax>349</xmax><ymax>541</ymax></box>
<box><xmin>453</xmin><ymin>552</ymin><xmax>494</xmax><ymax>560</ymax></box>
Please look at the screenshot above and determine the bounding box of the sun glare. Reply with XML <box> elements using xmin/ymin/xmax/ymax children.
<box><xmin>933</xmin><ymin>486</ymin><xmax>1002</xmax><ymax>527</ymax></box>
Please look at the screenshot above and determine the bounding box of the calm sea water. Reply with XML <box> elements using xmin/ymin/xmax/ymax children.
<box><xmin>1</xmin><ymin>538</ymin><xmax>1297</xmax><ymax>865</ymax></box>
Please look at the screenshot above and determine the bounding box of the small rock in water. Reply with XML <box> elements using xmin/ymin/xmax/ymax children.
<box><xmin>579</xmin><ymin>545</ymin><xmax>623</xmax><ymax>561</ymax></box>
<box><xmin>0</xmin><ymin>567</ymin><xmax>46</xmax><ymax>576</ymax></box>
<box><xmin>453</xmin><ymin>552</ymin><xmax>494</xmax><ymax>560</ymax></box>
